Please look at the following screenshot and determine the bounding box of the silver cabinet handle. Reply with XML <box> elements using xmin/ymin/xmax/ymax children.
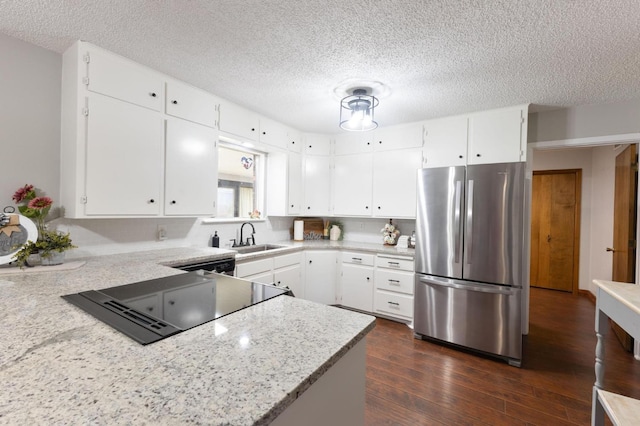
<box><xmin>388</xmin><ymin>279</ymin><xmax>400</xmax><ymax>286</ymax></box>
<box><xmin>387</xmin><ymin>262</ymin><xmax>400</xmax><ymax>267</ymax></box>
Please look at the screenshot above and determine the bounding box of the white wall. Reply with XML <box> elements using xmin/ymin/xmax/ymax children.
<box><xmin>0</xmin><ymin>33</ymin><xmax>61</xmax><ymax>210</ymax></box>
<box><xmin>529</xmin><ymin>100</ymin><xmax>640</xmax><ymax>143</ymax></box>
<box><xmin>532</xmin><ymin>146</ymin><xmax>617</xmax><ymax>294</ymax></box>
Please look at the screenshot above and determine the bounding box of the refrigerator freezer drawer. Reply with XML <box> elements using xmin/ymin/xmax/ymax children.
<box><xmin>413</xmin><ymin>274</ymin><xmax>522</xmax><ymax>363</ymax></box>
<box><xmin>374</xmin><ymin>290</ymin><xmax>413</xmax><ymax>320</ymax></box>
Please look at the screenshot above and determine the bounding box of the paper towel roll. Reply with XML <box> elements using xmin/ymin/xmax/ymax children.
<box><xmin>294</xmin><ymin>220</ymin><xmax>304</xmax><ymax>241</ymax></box>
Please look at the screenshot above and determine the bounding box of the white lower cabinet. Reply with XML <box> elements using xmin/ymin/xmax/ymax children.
<box><xmin>274</xmin><ymin>252</ymin><xmax>303</xmax><ymax>298</ymax></box>
<box><xmin>373</xmin><ymin>255</ymin><xmax>414</xmax><ymax>322</ymax></box>
<box><xmin>305</xmin><ymin>251</ymin><xmax>337</xmax><ymax>305</ymax></box>
<box><xmin>339</xmin><ymin>252</ymin><xmax>374</xmax><ymax>312</ymax></box>
<box><xmin>235</xmin><ymin>258</ymin><xmax>273</xmax><ymax>284</ymax></box>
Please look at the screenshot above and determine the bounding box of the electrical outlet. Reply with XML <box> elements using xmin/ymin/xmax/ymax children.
<box><xmin>157</xmin><ymin>225</ymin><xmax>167</xmax><ymax>241</ymax></box>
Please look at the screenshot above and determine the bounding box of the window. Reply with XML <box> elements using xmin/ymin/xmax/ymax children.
<box><xmin>217</xmin><ymin>144</ymin><xmax>264</xmax><ymax>219</ymax></box>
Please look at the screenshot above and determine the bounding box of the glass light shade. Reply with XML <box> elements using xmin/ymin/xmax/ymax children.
<box><xmin>339</xmin><ymin>89</ymin><xmax>378</xmax><ymax>131</ymax></box>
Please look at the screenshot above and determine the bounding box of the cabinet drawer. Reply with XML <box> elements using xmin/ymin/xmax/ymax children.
<box><xmin>235</xmin><ymin>258</ymin><xmax>273</xmax><ymax>277</ymax></box>
<box><xmin>376</xmin><ymin>255</ymin><xmax>414</xmax><ymax>271</ymax></box>
<box><xmin>375</xmin><ymin>269</ymin><xmax>414</xmax><ymax>295</ymax></box>
<box><xmin>273</xmin><ymin>252</ymin><xmax>303</xmax><ymax>269</ymax></box>
<box><xmin>374</xmin><ymin>290</ymin><xmax>413</xmax><ymax>320</ymax></box>
<box><xmin>341</xmin><ymin>251</ymin><xmax>375</xmax><ymax>266</ymax></box>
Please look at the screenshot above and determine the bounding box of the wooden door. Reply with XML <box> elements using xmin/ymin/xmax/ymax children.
<box><xmin>610</xmin><ymin>144</ymin><xmax>637</xmax><ymax>352</ymax></box>
<box><xmin>530</xmin><ymin>170</ymin><xmax>581</xmax><ymax>293</ymax></box>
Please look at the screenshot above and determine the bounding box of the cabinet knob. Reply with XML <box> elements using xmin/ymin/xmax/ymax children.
<box><xmin>308</xmin><ymin>145</ymin><xmax>312</xmax><ymax>149</ymax></box>
<box><xmin>169</xmin><ymin>300</ymin><xmax>175</xmax><ymax>305</ymax></box>
<box><xmin>367</xmin><ymin>277</ymin><xmax>370</xmax><ymax>281</ymax></box>
<box><xmin>377</xmin><ymin>206</ymin><xmax>381</xmax><ymax>210</ymax></box>
<box><xmin>251</xmin><ymin>128</ymin><xmax>256</xmax><ymax>132</ymax></box>
<box><xmin>150</xmin><ymin>92</ymin><xmax>157</xmax><ymax>97</ymax></box>
<box><xmin>367</xmin><ymin>142</ymin><xmax>370</xmax><ymax>145</ymax></box>
<box><xmin>149</xmin><ymin>199</ymin><xmax>155</xmax><ymax>204</ymax></box>
<box><xmin>476</xmin><ymin>153</ymin><xmax>481</xmax><ymax>157</ymax></box>
<box><xmin>307</xmin><ymin>206</ymin><xmax>311</xmax><ymax>210</ymax></box>
<box><xmin>365</xmin><ymin>206</ymin><xmax>369</xmax><ymax>209</ymax></box>
<box><xmin>171</xmin><ymin>100</ymin><xmax>178</xmax><ymax>105</ymax></box>
<box><xmin>262</xmin><ymin>131</ymin><xmax>266</xmax><ymax>135</ymax></box>
<box><xmin>291</xmin><ymin>141</ymin><xmax>295</xmax><ymax>145</ymax></box>
<box><xmin>459</xmin><ymin>155</ymin><xmax>463</xmax><ymax>159</ymax></box>
<box><xmin>170</xmin><ymin>200</ymin><xmax>176</xmax><ymax>205</ymax></box>
<box><xmin>378</xmin><ymin>140</ymin><xmax>382</xmax><ymax>144</ymax></box>
<box><xmin>309</xmin><ymin>260</ymin><xmax>312</xmax><ymax>264</ymax></box>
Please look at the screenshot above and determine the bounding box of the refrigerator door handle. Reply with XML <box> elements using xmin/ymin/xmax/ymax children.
<box><xmin>418</xmin><ymin>275</ymin><xmax>516</xmax><ymax>295</ymax></box>
<box><xmin>465</xmin><ymin>179</ymin><xmax>474</xmax><ymax>265</ymax></box>
<box><xmin>454</xmin><ymin>180</ymin><xmax>462</xmax><ymax>264</ymax></box>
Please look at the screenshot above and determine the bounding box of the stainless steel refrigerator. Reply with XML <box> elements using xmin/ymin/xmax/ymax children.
<box><xmin>413</xmin><ymin>162</ymin><xmax>525</xmax><ymax>367</ymax></box>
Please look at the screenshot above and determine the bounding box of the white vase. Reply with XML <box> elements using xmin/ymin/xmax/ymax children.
<box><xmin>41</xmin><ymin>251</ymin><xmax>65</xmax><ymax>266</ymax></box>
<box><xmin>329</xmin><ymin>225</ymin><xmax>341</xmax><ymax>241</ymax></box>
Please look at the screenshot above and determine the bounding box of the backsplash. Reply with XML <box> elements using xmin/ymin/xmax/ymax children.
<box><xmin>51</xmin><ymin>216</ymin><xmax>416</xmax><ymax>258</ymax></box>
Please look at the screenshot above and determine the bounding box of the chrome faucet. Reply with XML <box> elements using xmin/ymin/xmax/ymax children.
<box><xmin>239</xmin><ymin>222</ymin><xmax>256</xmax><ymax>246</ymax></box>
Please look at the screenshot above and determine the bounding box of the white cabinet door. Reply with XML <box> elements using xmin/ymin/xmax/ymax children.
<box><xmin>468</xmin><ymin>105</ymin><xmax>527</xmax><ymax>164</ymax></box>
<box><xmin>305</xmin><ymin>251</ymin><xmax>337</xmax><ymax>305</ymax></box>
<box><xmin>423</xmin><ymin>115</ymin><xmax>468</xmax><ymax>168</ymax></box>
<box><xmin>86</xmin><ymin>47</ymin><xmax>163</xmax><ymax>111</ymax></box>
<box><xmin>333</xmin><ymin>153</ymin><xmax>373</xmax><ymax>216</ymax></box>
<box><xmin>304</xmin><ymin>134</ymin><xmax>332</xmax><ymax>156</ymax></box>
<box><xmin>287</xmin><ymin>129</ymin><xmax>303</xmax><ymax>153</ymax></box>
<box><xmin>85</xmin><ymin>94</ymin><xmax>163</xmax><ymax>215</ymax></box>
<box><xmin>165</xmin><ymin>118</ymin><xmax>218</xmax><ymax>216</ymax></box>
<box><xmin>373</xmin><ymin>122</ymin><xmax>424</xmax><ymax>151</ymax></box>
<box><xmin>218</xmin><ymin>100</ymin><xmax>260</xmax><ymax>140</ymax></box>
<box><xmin>274</xmin><ymin>264</ymin><xmax>303</xmax><ymax>298</ymax></box>
<box><xmin>165</xmin><ymin>80</ymin><xmax>218</xmax><ymax>128</ymax></box>
<box><xmin>340</xmin><ymin>263</ymin><xmax>373</xmax><ymax>312</ymax></box>
<box><xmin>334</xmin><ymin>132</ymin><xmax>373</xmax><ymax>155</ymax></box>
<box><xmin>259</xmin><ymin>117</ymin><xmax>288</xmax><ymax>149</ymax></box>
<box><xmin>288</xmin><ymin>152</ymin><xmax>303</xmax><ymax>215</ymax></box>
<box><xmin>303</xmin><ymin>155</ymin><xmax>331</xmax><ymax>216</ymax></box>
<box><xmin>372</xmin><ymin>148</ymin><xmax>422</xmax><ymax>218</ymax></box>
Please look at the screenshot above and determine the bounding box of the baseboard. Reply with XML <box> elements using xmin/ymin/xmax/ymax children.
<box><xmin>579</xmin><ymin>289</ymin><xmax>596</xmax><ymax>304</ymax></box>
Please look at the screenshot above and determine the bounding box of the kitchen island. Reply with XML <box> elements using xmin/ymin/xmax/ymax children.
<box><xmin>0</xmin><ymin>247</ymin><xmax>375</xmax><ymax>425</ymax></box>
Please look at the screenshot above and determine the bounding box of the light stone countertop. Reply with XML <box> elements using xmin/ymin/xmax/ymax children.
<box><xmin>0</xmin><ymin>247</ymin><xmax>376</xmax><ymax>425</ymax></box>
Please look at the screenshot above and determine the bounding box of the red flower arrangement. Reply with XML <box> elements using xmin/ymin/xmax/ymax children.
<box><xmin>12</xmin><ymin>184</ymin><xmax>53</xmax><ymax>237</ymax></box>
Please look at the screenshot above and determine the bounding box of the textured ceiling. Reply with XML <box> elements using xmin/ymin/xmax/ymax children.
<box><xmin>2</xmin><ymin>0</ymin><xmax>640</xmax><ymax>134</ymax></box>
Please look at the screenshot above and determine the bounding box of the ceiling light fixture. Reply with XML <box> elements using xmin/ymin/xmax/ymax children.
<box><xmin>339</xmin><ymin>88</ymin><xmax>379</xmax><ymax>132</ymax></box>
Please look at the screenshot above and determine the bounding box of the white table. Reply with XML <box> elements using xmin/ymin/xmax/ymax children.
<box><xmin>592</xmin><ymin>280</ymin><xmax>640</xmax><ymax>425</ymax></box>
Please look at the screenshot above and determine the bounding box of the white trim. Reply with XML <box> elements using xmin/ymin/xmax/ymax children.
<box><xmin>529</xmin><ymin>133</ymin><xmax>640</xmax><ymax>150</ymax></box>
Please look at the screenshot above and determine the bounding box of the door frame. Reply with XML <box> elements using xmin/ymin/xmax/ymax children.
<box><xmin>531</xmin><ymin>169</ymin><xmax>582</xmax><ymax>295</ymax></box>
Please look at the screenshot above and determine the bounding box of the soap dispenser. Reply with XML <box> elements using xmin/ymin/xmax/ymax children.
<box><xmin>211</xmin><ymin>231</ymin><xmax>220</xmax><ymax>248</ymax></box>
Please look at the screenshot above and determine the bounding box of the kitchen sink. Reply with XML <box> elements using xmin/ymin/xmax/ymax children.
<box><xmin>233</xmin><ymin>244</ymin><xmax>287</xmax><ymax>254</ymax></box>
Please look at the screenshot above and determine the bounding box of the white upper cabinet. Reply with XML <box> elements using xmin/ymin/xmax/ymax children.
<box><xmin>372</xmin><ymin>122</ymin><xmax>424</xmax><ymax>151</ymax></box>
<box><xmin>372</xmin><ymin>148</ymin><xmax>422</xmax><ymax>218</ymax></box>
<box><xmin>423</xmin><ymin>115</ymin><xmax>468</xmax><ymax>168</ymax></box>
<box><xmin>304</xmin><ymin>134</ymin><xmax>333</xmax><ymax>156</ymax></box>
<box><xmin>333</xmin><ymin>153</ymin><xmax>373</xmax><ymax>216</ymax></box>
<box><xmin>467</xmin><ymin>104</ymin><xmax>528</xmax><ymax>164</ymax></box>
<box><xmin>217</xmin><ymin>100</ymin><xmax>260</xmax><ymax>140</ymax></box>
<box><xmin>287</xmin><ymin>129</ymin><xmax>303</xmax><ymax>153</ymax></box>
<box><xmin>165</xmin><ymin>80</ymin><xmax>218</xmax><ymax>128</ymax></box>
<box><xmin>303</xmin><ymin>155</ymin><xmax>331</xmax><ymax>216</ymax></box>
<box><xmin>258</xmin><ymin>117</ymin><xmax>288</xmax><ymax>149</ymax></box>
<box><xmin>287</xmin><ymin>152</ymin><xmax>303</xmax><ymax>215</ymax></box>
<box><xmin>164</xmin><ymin>118</ymin><xmax>218</xmax><ymax>216</ymax></box>
<box><xmin>334</xmin><ymin>132</ymin><xmax>373</xmax><ymax>155</ymax></box>
<box><xmin>84</xmin><ymin>47</ymin><xmax>163</xmax><ymax>111</ymax></box>
<box><xmin>84</xmin><ymin>94</ymin><xmax>163</xmax><ymax>216</ymax></box>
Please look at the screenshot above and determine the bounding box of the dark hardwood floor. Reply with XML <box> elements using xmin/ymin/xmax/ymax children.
<box><xmin>365</xmin><ymin>287</ymin><xmax>640</xmax><ymax>425</ymax></box>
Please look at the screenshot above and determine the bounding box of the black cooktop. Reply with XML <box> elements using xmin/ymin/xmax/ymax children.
<box><xmin>62</xmin><ymin>272</ymin><xmax>291</xmax><ymax>344</ymax></box>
